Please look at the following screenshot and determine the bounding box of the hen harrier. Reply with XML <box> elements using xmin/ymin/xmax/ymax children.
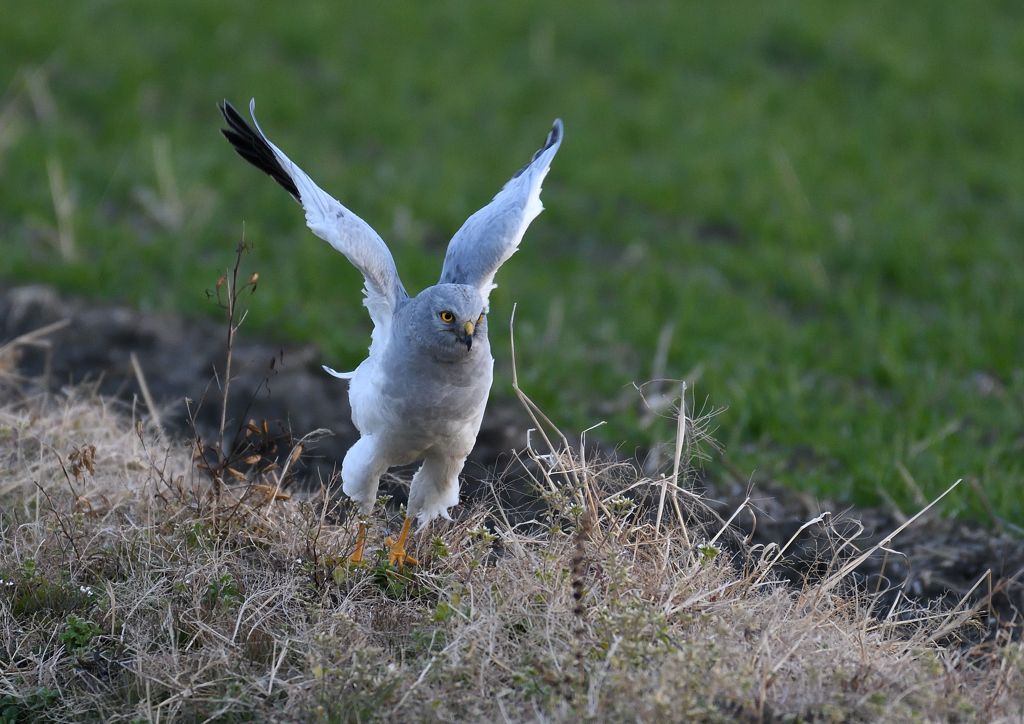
<box><xmin>219</xmin><ymin>100</ymin><xmax>562</xmax><ymax>564</ymax></box>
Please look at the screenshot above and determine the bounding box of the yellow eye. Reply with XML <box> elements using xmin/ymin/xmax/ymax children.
<box><xmin>477</xmin><ymin>313</ymin><xmax>484</xmax><ymax>324</ymax></box>
<box><xmin>439</xmin><ymin>311</ymin><xmax>454</xmax><ymax>323</ymax></box>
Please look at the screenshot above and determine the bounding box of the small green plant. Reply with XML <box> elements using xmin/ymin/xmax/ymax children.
<box><xmin>467</xmin><ymin>524</ymin><xmax>496</xmax><ymax>547</ymax></box>
<box><xmin>59</xmin><ymin>614</ymin><xmax>101</xmax><ymax>653</ymax></box>
<box><xmin>9</xmin><ymin>562</ymin><xmax>90</xmax><ymax>619</ymax></box>
<box><xmin>429</xmin><ymin>600</ymin><xmax>457</xmax><ymax>624</ymax></box>
<box><xmin>366</xmin><ymin>553</ymin><xmax>419</xmax><ymax>599</ymax></box>
<box><xmin>0</xmin><ymin>688</ymin><xmax>60</xmax><ymax>724</ymax></box>
<box><xmin>19</xmin><ymin>558</ymin><xmax>37</xmax><ymax>580</ymax></box>
<box><xmin>512</xmin><ymin>665</ymin><xmax>560</xmax><ymax>701</ymax></box>
<box><xmin>430</xmin><ymin>535</ymin><xmax>450</xmax><ymax>559</ymax></box>
<box><xmin>205</xmin><ymin>573</ymin><xmax>241</xmax><ymax>609</ymax></box>
<box><xmin>699</xmin><ymin>543</ymin><xmax>720</xmax><ymax>566</ymax></box>
<box><xmin>607</xmin><ymin>494</ymin><xmax>636</xmax><ymax>516</ymax></box>
<box><xmin>185</xmin><ymin>521</ymin><xmax>213</xmax><ymax>550</ymax></box>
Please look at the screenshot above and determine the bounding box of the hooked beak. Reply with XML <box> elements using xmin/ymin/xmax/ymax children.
<box><xmin>463</xmin><ymin>320</ymin><xmax>475</xmax><ymax>351</ymax></box>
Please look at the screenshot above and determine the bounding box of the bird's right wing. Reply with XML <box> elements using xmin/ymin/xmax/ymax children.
<box><xmin>219</xmin><ymin>99</ymin><xmax>408</xmax><ymax>357</ymax></box>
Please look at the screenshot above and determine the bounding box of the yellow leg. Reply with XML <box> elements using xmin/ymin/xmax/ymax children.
<box><xmin>385</xmin><ymin>518</ymin><xmax>419</xmax><ymax>567</ymax></box>
<box><xmin>349</xmin><ymin>523</ymin><xmax>367</xmax><ymax>565</ymax></box>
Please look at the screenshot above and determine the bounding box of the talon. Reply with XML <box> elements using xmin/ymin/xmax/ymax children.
<box><xmin>385</xmin><ymin>518</ymin><xmax>419</xmax><ymax>567</ymax></box>
<box><xmin>349</xmin><ymin>523</ymin><xmax>368</xmax><ymax>565</ymax></box>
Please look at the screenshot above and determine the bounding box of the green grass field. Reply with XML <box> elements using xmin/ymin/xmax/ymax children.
<box><xmin>1</xmin><ymin>0</ymin><xmax>1022</xmax><ymax>521</ymax></box>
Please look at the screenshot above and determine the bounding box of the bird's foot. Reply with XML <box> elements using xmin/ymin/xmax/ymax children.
<box><xmin>385</xmin><ymin>518</ymin><xmax>419</xmax><ymax>567</ymax></box>
<box><xmin>349</xmin><ymin>523</ymin><xmax>368</xmax><ymax>566</ymax></box>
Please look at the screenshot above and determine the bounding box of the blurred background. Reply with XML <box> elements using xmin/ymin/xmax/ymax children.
<box><xmin>1</xmin><ymin>0</ymin><xmax>1022</xmax><ymax>520</ymax></box>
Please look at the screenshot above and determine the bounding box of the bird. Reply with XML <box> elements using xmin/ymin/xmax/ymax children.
<box><xmin>219</xmin><ymin>99</ymin><xmax>562</xmax><ymax>565</ymax></box>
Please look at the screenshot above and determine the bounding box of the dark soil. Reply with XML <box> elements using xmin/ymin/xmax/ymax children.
<box><xmin>1</xmin><ymin>284</ymin><xmax>1021</xmax><ymax>644</ymax></box>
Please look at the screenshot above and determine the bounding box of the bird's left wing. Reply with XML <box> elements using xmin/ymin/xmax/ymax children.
<box><xmin>219</xmin><ymin>100</ymin><xmax>408</xmax><ymax>359</ymax></box>
<box><xmin>439</xmin><ymin>119</ymin><xmax>562</xmax><ymax>307</ymax></box>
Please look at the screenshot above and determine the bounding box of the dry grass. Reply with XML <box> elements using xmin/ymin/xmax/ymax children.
<box><xmin>1</xmin><ymin>386</ymin><xmax>1022</xmax><ymax>724</ymax></box>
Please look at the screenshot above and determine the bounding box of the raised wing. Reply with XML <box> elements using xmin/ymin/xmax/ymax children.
<box><xmin>439</xmin><ymin>119</ymin><xmax>563</xmax><ymax>306</ymax></box>
<box><xmin>219</xmin><ymin>99</ymin><xmax>408</xmax><ymax>360</ymax></box>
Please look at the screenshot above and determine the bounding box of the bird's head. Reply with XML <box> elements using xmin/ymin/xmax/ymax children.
<box><xmin>405</xmin><ymin>284</ymin><xmax>487</xmax><ymax>361</ymax></box>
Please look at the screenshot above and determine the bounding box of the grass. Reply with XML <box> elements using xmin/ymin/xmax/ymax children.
<box><xmin>1</xmin><ymin>0</ymin><xmax>1023</xmax><ymax>521</ymax></box>
<box><xmin>1</xmin><ymin>380</ymin><xmax>1022</xmax><ymax>722</ymax></box>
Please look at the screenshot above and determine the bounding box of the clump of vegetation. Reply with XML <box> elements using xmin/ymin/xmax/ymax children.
<box><xmin>0</xmin><ymin>379</ymin><xmax>1020</xmax><ymax>723</ymax></box>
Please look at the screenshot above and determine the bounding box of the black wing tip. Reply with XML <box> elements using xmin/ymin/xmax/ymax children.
<box><xmin>546</xmin><ymin>118</ymin><xmax>563</xmax><ymax>150</ymax></box>
<box><xmin>217</xmin><ymin>98</ymin><xmax>301</xmax><ymax>201</ymax></box>
<box><xmin>217</xmin><ymin>99</ymin><xmax>245</xmax><ymax>129</ymax></box>
<box><xmin>511</xmin><ymin>118</ymin><xmax>563</xmax><ymax>179</ymax></box>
